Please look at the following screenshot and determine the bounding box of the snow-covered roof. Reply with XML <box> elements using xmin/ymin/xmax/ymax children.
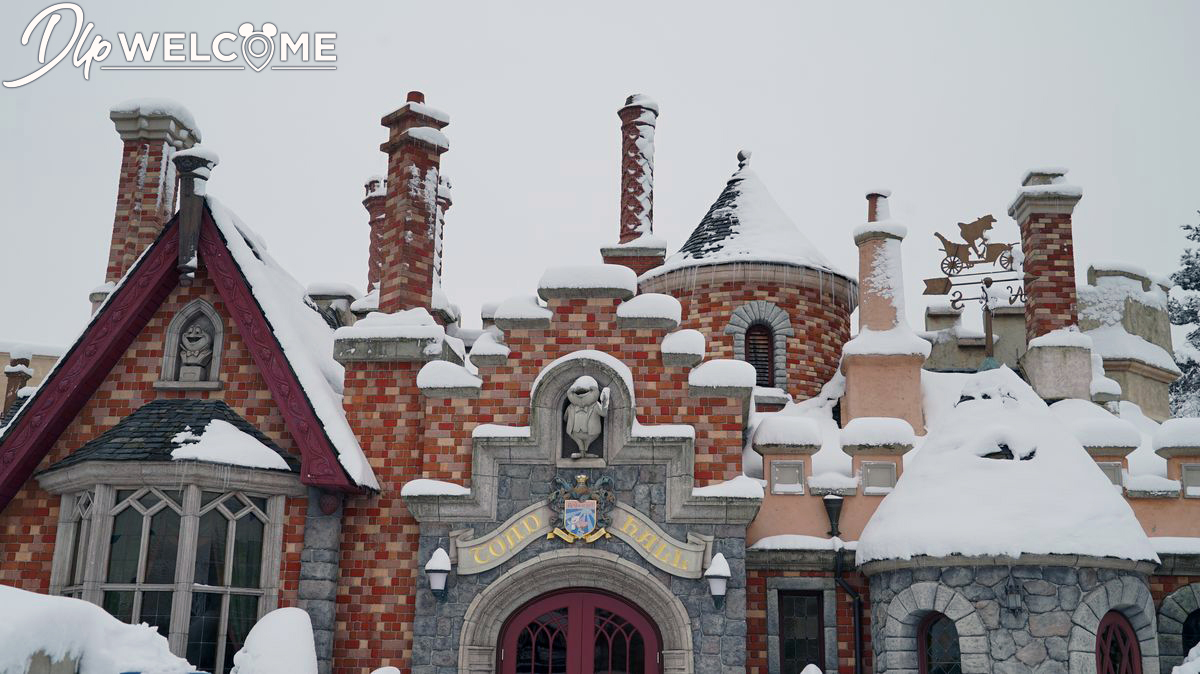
<box><xmin>857</xmin><ymin>367</ymin><xmax>1157</xmax><ymax>565</ymax></box>
<box><xmin>207</xmin><ymin>198</ymin><xmax>379</xmax><ymax>489</ymax></box>
<box><xmin>641</xmin><ymin>154</ymin><xmax>844</xmax><ymax>280</ymax></box>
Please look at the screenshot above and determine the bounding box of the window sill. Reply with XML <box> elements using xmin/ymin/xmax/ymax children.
<box><xmin>154</xmin><ymin>380</ymin><xmax>222</xmax><ymax>391</ymax></box>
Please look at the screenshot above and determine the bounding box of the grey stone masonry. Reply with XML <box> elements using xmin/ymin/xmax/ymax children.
<box><xmin>411</xmin><ymin>464</ymin><xmax>748</xmax><ymax>674</ymax></box>
<box><xmin>298</xmin><ymin>488</ymin><xmax>344</xmax><ymax>674</ymax></box>
<box><xmin>869</xmin><ymin>563</ymin><xmax>1159</xmax><ymax>674</ymax></box>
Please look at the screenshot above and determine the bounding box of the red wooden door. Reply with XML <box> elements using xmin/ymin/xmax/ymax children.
<box><xmin>500</xmin><ymin>590</ymin><xmax>661</xmax><ymax>674</ymax></box>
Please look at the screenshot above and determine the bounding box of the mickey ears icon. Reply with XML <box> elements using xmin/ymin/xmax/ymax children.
<box><xmin>238</xmin><ymin>22</ymin><xmax>278</xmax><ymax>38</ymax></box>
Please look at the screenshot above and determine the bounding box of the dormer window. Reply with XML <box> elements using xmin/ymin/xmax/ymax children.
<box><xmin>158</xmin><ymin>299</ymin><xmax>223</xmax><ymax>390</ymax></box>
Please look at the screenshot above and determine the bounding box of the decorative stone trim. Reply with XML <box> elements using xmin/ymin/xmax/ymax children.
<box><xmin>1157</xmin><ymin>583</ymin><xmax>1200</xmax><ymax>671</ymax></box>
<box><xmin>333</xmin><ymin>335</ymin><xmax>445</xmax><ymax>363</ymax></box>
<box><xmin>468</xmin><ymin>352</ymin><xmax>508</xmax><ymax>368</ymax></box>
<box><xmin>765</xmin><ymin>576</ymin><xmax>839</xmax><ymax>674</ymax></box>
<box><xmin>880</xmin><ymin>581</ymin><xmax>991</xmax><ymax>673</ymax></box>
<box><xmin>493</xmin><ymin>315</ymin><xmax>552</xmax><ymax>331</ymax></box>
<box><xmin>457</xmin><ymin>548</ymin><xmax>694</xmax><ymax>674</ymax></box>
<box><xmin>662</xmin><ymin>351</ymin><xmax>703</xmax><ymax>368</ymax></box>
<box><xmin>841</xmin><ymin>442</ymin><xmax>913</xmax><ymax>456</ymax></box>
<box><xmin>745</xmin><ymin>547</ymin><xmax>841</xmax><ymax>571</ymax></box>
<box><xmin>1069</xmin><ymin>577</ymin><xmax>1158</xmax><ymax>673</ymax></box>
<box><xmin>860</xmin><ymin>554</ymin><xmax>1158</xmax><ymax>576</ymax></box>
<box><xmin>616</xmin><ymin>315</ymin><xmax>679</xmax><ymax>330</ymax></box>
<box><xmin>158</xmin><ymin>298</ymin><xmax>224</xmax><ymax>389</ymax></box>
<box><xmin>724</xmin><ymin>300</ymin><xmax>795</xmax><ymax>389</ymax></box>
<box><xmin>299</xmin><ymin>488</ymin><xmax>342</xmax><ymax>674</ymax></box>
<box><xmin>37</xmin><ymin>459</ymin><xmax>307</xmax><ymax>497</ymax></box>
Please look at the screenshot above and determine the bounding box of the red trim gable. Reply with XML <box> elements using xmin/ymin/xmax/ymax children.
<box><xmin>0</xmin><ymin>212</ymin><xmax>358</xmax><ymax>511</ymax></box>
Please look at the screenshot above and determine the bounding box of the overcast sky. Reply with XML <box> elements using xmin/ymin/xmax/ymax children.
<box><xmin>2</xmin><ymin>1</ymin><xmax>1198</xmax><ymax>349</ymax></box>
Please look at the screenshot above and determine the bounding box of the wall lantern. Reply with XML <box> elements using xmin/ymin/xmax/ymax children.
<box><xmin>823</xmin><ymin>494</ymin><xmax>843</xmax><ymax>537</ymax></box>
<box><xmin>425</xmin><ymin>547</ymin><xmax>452</xmax><ymax>601</ymax></box>
<box><xmin>705</xmin><ymin>553</ymin><xmax>731</xmax><ymax>610</ymax></box>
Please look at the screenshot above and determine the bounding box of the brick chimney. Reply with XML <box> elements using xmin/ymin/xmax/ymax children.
<box><xmin>378</xmin><ymin>91</ymin><xmax>450</xmax><ymax>314</ymax></box>
<box><xmin>362</xmin><ymin>176</ymin><xmax>387</xmax><ymax>292</ymax></box>
<box><xmin>3</xmin><ymin>356</ymin><xmax>32</xmax><ymax>413</ymax></box>
<box><xmin>106</xmin><ymin>100</ymin><xmax>199</xmax><ymax>284</ymax></box>
<box><xmin>840</xmin><ymin>190</ymin><xmax>929</xmax><ymax>434</ymax></box>
<box><xmin>1008</xmin><ymin>168</ymin><xmax>1082</xmax><ymax>342</ymax></box>
<box><xmin>602</xmin><ymin>94</ymin><xmax>666</xmax><ymax>276</ymax></box>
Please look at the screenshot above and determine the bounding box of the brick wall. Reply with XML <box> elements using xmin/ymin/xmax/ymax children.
<box><xmin>1019</xmin><ymin>212</ymin><xmax>1078</xmax><ymax>341</ymax></box>
<box><xmin>746</xmin><ymin>568</ymin><xmax>873</xmax><ymax>674</ymax></box>
<box><xmin>0</xmin><ymin>266</ymin><xmax>307</xmax><ymax>606</ymax></box>
<box><xmin>107</xmin><ymin>140</ymin><xmax>175</xmax><ymax>283</ymax></box>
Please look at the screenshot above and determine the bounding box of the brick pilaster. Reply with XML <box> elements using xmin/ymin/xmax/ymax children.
<box><xmin>106</xmin><ymin>103</ymin><xmax>198</xmax><ymax>283</ymax></box>
<box><xmin>378</xmin><ymin>92</ymin><xmax>449</xmax><ymax>314</ymax></box>
<box><xmin>1009</xmin><ymin>169</ymin><xmax>1082</xmax><ymax>342</ymax></box>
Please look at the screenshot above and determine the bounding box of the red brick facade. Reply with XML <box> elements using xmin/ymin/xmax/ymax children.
<box><xmin>107</xmin><ymin>139</ymin><xmax>176</xmax><ymax>283</ymax></box>
<box><xmin>1019</xmin><ymin>211</ymin><xmax>1079</xmax><ymax>342</ymax></box>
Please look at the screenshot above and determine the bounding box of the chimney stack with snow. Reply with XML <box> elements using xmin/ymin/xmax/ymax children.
<box><xmin>839</xmin><ymin>190</ymin><xmax>929</xmax><ymax>434</ymax></box>
<box><xmin>1008</xmin><ymin>168</ymin><xmax>1082</xmax><ymax>343</ymax></box>
<box><xmin>363</xmin><ymin>176</ymin><xmax>387</xmax><ymax>292</ymax></box>
<box><xmin>105</xmin><ymin>100</ymin><xmax>199</xmax><ymax>286</ymax></box>
<box><xmin>601</xmin><ymin>94</ymin><xmax>666</xmax><ymax>276</ymax></box>
<box><xmin>378</xmin><ymin>91</ymin><xmax>450</xmax><ymax>315</ymax></box>
<box><xmin>3</xmin><ymin>355</ymin><xmax>32</xmax><ymax>413</ymax></box>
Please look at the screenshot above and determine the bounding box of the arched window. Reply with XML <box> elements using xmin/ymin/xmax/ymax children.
<box><xmin>1185</xmin><ymin>610</ymin><xmax>1200</xmax><ymax>655</ymax></box>
<box><xmin>745</xmin><ymin>324</ymin><xmax>774</xmax><ymax>387</ymax></box>
<box><xmin>919</xmin><ymin>612</ymin><xmax>961</xmax><ymax>674</ymax></box>
<box><xmin>1097</xmin><ymin>610</ymin><xmax>1142</xmax><ymax>674</ymax></box>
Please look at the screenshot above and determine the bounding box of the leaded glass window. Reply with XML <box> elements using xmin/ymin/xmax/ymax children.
<box><xmin>780</xmin><ymin>591</ymin><xmax>822</xmax><ymax>671</ymax></box>
<box><xmin>100</xmin><ymin>488</ymin><xmax>182</xmax><ymax>639</ymax></box>
<box><xmin>920</xmin><ymin>612</ymin><xmax>961</xmax><ymax>674</ymax></box>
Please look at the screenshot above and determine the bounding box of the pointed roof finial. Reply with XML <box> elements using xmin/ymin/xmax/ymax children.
<box><xmin>737</xmin><ymin>150</ymin><xmax>752</xmax><ymax>170</ymax></box>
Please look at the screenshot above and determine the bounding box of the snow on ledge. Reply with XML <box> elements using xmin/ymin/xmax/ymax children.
<box><xmin>538</xmin><ymin>265</ymin><xmax>637</xmax><ymax>294</ymax></box>
<box><xmin>754</xmin><ymin>416</ymin><xmax>822</xmax><ymax>447</ymax></box>
<box><xmin>403</xmin><ymin>126</ymin><xmax>449</xmax><ymax>150</ymax></box>
<box><xmin>306</xmin><ymin>282</ymin><xmax>362</xmax><ymax>299</ymax></box>
<box><xmin>1028</xmin><ymin>327</ymin><xmax>1093</xmax><ymax>349</ymax></box>
<box><xmin>110</xmin><ymin>97</ymin><xmax>201</xmax><ymax>140</ymax></box>
<box><xmin>617</xmin><ymin>294</ymin><xmax>681</xmax><ymax>322</ymax></box>
<box><xmin>472</xmin><ymin>424</ymin><xmax>531</xmax><ymax>439</ymax></box>
<box><xmin>1155</xmin><ymin>419</ymin><xmax>1200</xmax><ymax>450</ymax></box>
<box><xmin>749</xmin><ymin>534</ymin><xmax>855</xmax><ymax>551</ymax></box>
<box><xmin>632</xmin><ymin>420</ymin><xmax>695</xmax><ymax>439</ymax></box>
<box><xmin>841</xmin><ymin>417</ymin><xmax>916</xmax><ymax>447</ymax></box>
<box><xmin>470</xmin><ymin>330</ymin><xmax>510</xmax><ymax>357</ymax></box>
<box><xmin>692</xmin><ymin>475</ymin><xmax>764</xmax><ymax>499</ymax></box>
<box><xmin>852</xmin><ymin>221</ymin><xmax>908</xmax><ymax>240</ymax></box>
<box><xmin>417</xmin><ymin>361</ymin><xmax>482</xmax><ymax>390</ymax></box>
<box><xmin>401</xmin><ymin>478</ymin><xmax>471</xmax><ymax>497</ymax></box>
<box><xmin>661</xmin><ymin>329</ymin><xmax>705</xmax><ymax>356</ymax></box>
<box><xmin>689</xmin><ymin>359</ymin><xmax>756</xmax><ymax>389</ymax></box>
<box><xmin>1086</xmin><ymin>324</ymin><xmax>1181</xmax><ymax>374</ymax></box>
<box><xmin>334</xmin><ymin>307</ymin><xmax>445</xmax><ymax>342</ymax></box>
<box><xmin>532</xmin><ymin>350</ymin><xmax>636</xmax><ymax>401</ymax></box>
<box><xmin>842</xmin><ymin>326</ymin><xmax>932</xmax><ymax>358</ymax></box>
<box><xmin>0</xmin><ymin>584</ymin><xmax>194</xmax><ymax>674</ymax></box>
<box><xmin>1069</xmin><ymin>418</ymin><xmax>1140</xmax><ymax>449</ymax></box>
<box><xmin>495</xmin><ymin>295</ymin><xmax>553</xmax><ymax>321</ymax></box>
<box><xmin>809</xmin><ymin>472</ymin><xmax>858</xmax><ymax>490</ymax></box>
<box><xmin>1149</xmin><ymin>537</ymin><xmax>1200</xmax><ymax>555</ymax></box>
<box><xmin>613</xmin><ymin>232</ymin><xmax>667</xmax><ymax>249</ymax></box>
<box><xmin>170</xmin><ymin>420</ymin><xmax>289</xmax><ymax>471</ymax></box>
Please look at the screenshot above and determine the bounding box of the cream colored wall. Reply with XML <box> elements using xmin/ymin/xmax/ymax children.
<box><xmin>0</xmin><ymin>352</ymin><xmax>60</xmax><ymax>388</ymax></box>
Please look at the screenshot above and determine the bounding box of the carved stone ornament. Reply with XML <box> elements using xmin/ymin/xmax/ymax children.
<box><xmin>548</xmin><ymin>474</ymin><xmax>615</xmax><ymax>543</ymax></box>
<box><xmin>178</xmin><ymin>320</ymin><xmax>214</xmax><ymax>381</ymax></box>
<box><xmin>563</xmin><ymin>375</ymin><xmax>610</xmax><ymax>459</ymax></box>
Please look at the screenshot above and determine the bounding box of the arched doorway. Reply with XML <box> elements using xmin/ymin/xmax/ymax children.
<box><xmin>499</xmin><ymin>590</ymin><xmax>662</xmax><ymax>674</ymax></box>
<box><xmin>1096</xmin><ymin>610</ymin><xmax>1142</xmax><ymax>674</ymax></box>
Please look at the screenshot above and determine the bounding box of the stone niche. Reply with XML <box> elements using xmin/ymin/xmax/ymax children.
<box><xmin>867</xmin><ymin>561</ymin><xmax>1158</xmax><ymax>674</ymax></box>
<box><xmin>157</xmin><ymin>299</ymin><xmax>223</xmax><ymax>390</ymax></box>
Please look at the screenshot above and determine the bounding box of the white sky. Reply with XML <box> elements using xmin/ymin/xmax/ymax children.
<box><xmin>2</xmin><ymin>1</ymin><xmax>1198</xmax><ymax>349</ymax></box>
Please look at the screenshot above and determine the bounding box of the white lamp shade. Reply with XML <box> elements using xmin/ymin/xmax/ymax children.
<box><xmin>706</xmin><ymin>575</ymin><xmax>728</xmax><ymax>598</ymax></box>
<box><xmin>428</xmin><ymin>568</ymin><xmax>449</xmax><ymax>592</ymax></box>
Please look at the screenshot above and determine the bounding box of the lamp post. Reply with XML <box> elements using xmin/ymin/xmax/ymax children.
<box><xmin>425</xmin><ymin>547</ymin><xmax>451</xmax><ymax>601</ymax></box>
<box><xmin>704</xmin><ymin>553</ymin><xmax>731</xmax><ymax>610</ymax></box>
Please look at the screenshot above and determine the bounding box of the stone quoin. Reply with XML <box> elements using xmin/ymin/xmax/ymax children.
<box><xmin>0</xmin><ymin>92</ymin><xmax>1192</xmax><ymax>674</ymax></box>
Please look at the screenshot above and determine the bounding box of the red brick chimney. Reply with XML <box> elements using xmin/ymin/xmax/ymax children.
<box><xmin>363</xmin><ymin>176</ymin><xmax>387</xmax><ymax>292</ymax></box>
<box><xmin>106</xmin><ymin>100</ymin><xmax>199</xmax><ymax>283</ymax></box>
<box><xmin>3</xmin><ymin>356</ymin><xmax>32</xmax><ymax>413</ymax></box>
<box><xmin>602</xmin><ymin>94</ymin><xmax>666</xmax><ymax>275</ymax></box>
<box><xmin>1007</xmin><ymin>168</ymin><xmax>1083</xmax><ymax>342</ymax></box>
<box><xmin>378</xmin><ymin>91</ymin><xmax>450</xmax><ymax>313</ymax></box>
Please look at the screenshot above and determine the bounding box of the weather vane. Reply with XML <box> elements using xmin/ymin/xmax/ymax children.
<box><xmin>923</xmin><ymin>215</ymin><xmax>1027</xmax><ymax>368</ymax></box>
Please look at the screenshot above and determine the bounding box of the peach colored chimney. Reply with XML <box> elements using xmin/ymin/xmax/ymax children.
<box><xmin>378</xmin><ymin>91</ymin><xmax>450</xmax><ymax>314</ymax></box>
<box><xmin>840</xmin><ymin>190</ymin><xmax>929</xmax><ymax>434</ymax></box>
<box><xmin>3</xmin><ymin>356</ymin><xmax>32</xmax><ymax>413</ymax></box>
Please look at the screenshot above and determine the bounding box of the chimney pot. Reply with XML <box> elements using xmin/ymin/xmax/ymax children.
<box><xmin>407</xmin><ymin>91</ymin><xmax>425</xmax><ymax>103</ymax></box>
<box><xmin>171</xmin><ymin>147</ymin><xmax>218</xmax><ymax>286</ymax></box>
<box><xmin>1021</xmin><ymin>168</ymin><xmax>1066</xmax><ymax>187</ymax></box>
<box><xmin>865</xmin><ymin>190</ymin><xmax>891</xmax><ymax>223</ymax></box>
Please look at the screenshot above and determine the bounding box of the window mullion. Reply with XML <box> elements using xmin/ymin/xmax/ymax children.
<box><xmin>82</xmin><ymin>485</ymin><xmax>115</xmax><ymax>606</ymax></box>
<box><xmin>132</xmin><ymin>505</ymin><xmax>154</xmax><ymax>622</ymax></box>
<box><xmin>260</xmin><ymin>495</ymin><xmax>286</xmax><ymax>616</ymax></box>
<box><xmin>169</xmin><ymin>485</ymin><xmax>201</xmax><ymax>656</ymax></box>
<box><xmin>48</xmin><ymin>492</ymin><xmax>78</xmax><ymax>595</ymax></box>
<box><xmin>216</xmin><ymin>592</ymin><xmax>232</xmax><ymax>674</ymax></box>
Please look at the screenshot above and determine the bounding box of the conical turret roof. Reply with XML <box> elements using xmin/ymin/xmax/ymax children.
<box><xmin>643</xmin><ymin>151</ymin><xmax>844</xmax><ymax>279</ymax></box>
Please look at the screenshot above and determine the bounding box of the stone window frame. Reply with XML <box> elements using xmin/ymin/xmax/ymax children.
<box><xmin>770</xmin><ymin>459</ymin><xmax>805</xmax><ymax>495</ymax></box>
<box><xmin>879</xmin><ymin>581</ymin><xmax>990</xmax><ymax>673</ymax></box>
<box><xmin>1096</xmin><ymin>462</ymin><xmax>1124</xmax><ymax>487</ymax></box>
<box><xmin>766</xmin><ymin>576</ymin><xmax>838</xmax><ymax>674</ymax></box>
<box><xmin>861</xmin><ymin>461</ymin><xmax>898</xmax><ymax>491</ymax></box>
<box><xmin>157</xmin><ymin>298</ymin><xmax>224</xmax><ymax>390</ymax></box>
<box><xmin>1069</xmin><ymin>576</ymin><xmax>1158</xmax><ymax>673</ymax></box>
<box><xmin>917</xmin><ymin>611</ymin><xmax>961</xmax><ymax>674</ymax></box>
<box><xmin>40</xmin><ymin>462</ymin><xmax>304</xmax><ymax>667</ymax></box>
<box><xmin>725</xmin><ymin>300</ymin><xmax>794</xmax><ymax>390</ymax></box>
<box><xmin>1183</xmin><ymin>464</ymin><xmax>1200</xmax><ymax>497</ymax></box>
<box><xmin>1157</xmin><ymin>583</ymin><xmax>1200</xmax><ymax>671</ymax></box>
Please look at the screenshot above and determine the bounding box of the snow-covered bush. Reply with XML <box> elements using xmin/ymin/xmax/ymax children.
<box><xmin>1169</xmin><ymin>214</ymin><xmax>1200</xmax><ymax>417</ymax></box>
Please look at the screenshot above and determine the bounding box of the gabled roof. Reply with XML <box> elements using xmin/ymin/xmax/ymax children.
<box><xmin>47</xmin><ymin>399</ymin><xmax>298</xmax><ymax>472</ymax></box>
<box><xmin>0</xmin><ymin>199</ymin><xmax>378</xmax><ymax>509</ymax></box>
<box><xmin>641</xmin><ymin>153</ymin><xmax>845</xmax><ymax>281</ymax></box>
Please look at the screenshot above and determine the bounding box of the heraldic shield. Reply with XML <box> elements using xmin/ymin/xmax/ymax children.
<box><xmin>563</xmin><ymin>499</ymin><xmax>598</xmax><ymax>537</ymax></box>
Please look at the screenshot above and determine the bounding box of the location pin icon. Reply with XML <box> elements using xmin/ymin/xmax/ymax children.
<box><xmin>238</xmin><ymin>23</ymin><xmax>277</xmax><ymax>72</ymax></box>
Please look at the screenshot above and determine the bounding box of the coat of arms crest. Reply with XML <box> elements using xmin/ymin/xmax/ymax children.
<box><xmin>548</xmin><ymin>474</ymin><xmax>615</xmax><ymax>543</ymax></box>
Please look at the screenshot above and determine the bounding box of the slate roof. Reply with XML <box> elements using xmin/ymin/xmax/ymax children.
<box><xmin>0</xmin><ymin>398</ymin><xmax>24</xmax><ymax>427</ymax></box>
<box><xmin>642</xmin><ymin>152</ymin><xmax>845</xmax><ymax>280</ymax></box>
<box><xmin>46</xmin><ymin>398</ymin><xmax>299</xmax><ymax>473</ymax></box>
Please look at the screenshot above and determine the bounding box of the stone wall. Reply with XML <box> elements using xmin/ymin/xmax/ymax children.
<box><xmin>869</xmin><ymin>563</ymin><xmax>1159</xmax><ymax>674</ymax></box>
<box><xmin>410</xmin><ymin>464</ymin><xmax>748</xmax><ymax>674</ymax></box>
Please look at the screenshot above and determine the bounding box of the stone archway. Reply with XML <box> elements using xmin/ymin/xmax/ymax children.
<box><xmin>1159</xmin><ymin>583</ymin><xmax>1200</xmax><ymax>671</ymax></box>
<box><xmin>1069</xmin><ymin>577</ymin><xmax>1158</xmax><ymax>673</ymax></box>
<box><xmin>880</xmin><ymin>581</ymin><xmax>991</xmax><ymax>673</ymax></box>
<box><xmin>459</xmin><ymin>547</ymin><xmax>694</xmax><ymax>674</ymax></box>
